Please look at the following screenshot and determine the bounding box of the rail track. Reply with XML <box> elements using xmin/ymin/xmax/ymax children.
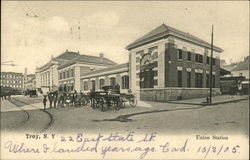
<box><xmin>9</xmin><ymin>97</ymin><xmax>54</xmax><ymax>132</ymax></box>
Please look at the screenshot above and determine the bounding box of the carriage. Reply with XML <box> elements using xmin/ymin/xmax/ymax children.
<box><xmin>90</xmin><ymin>85</ymin><xmax>137</xmax><ymax>111</ymax></box>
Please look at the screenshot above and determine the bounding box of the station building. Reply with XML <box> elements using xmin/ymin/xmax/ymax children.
<box><xmin>36</xmin><ymin>24</ymin><xmax>223</xmax><ymax>101</ymax></box>
<box><xmin>126</xmin><ymin>24</ymin><xmax>223</xmax><ymax>101</ymax></box>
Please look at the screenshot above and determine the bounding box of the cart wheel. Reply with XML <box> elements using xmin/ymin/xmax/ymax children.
<box><xmin>115</xmin><ymin>100</ymin><xmax>121</xmax><ymax>110</ymax></box>
<box><xmin>81</xmin><ymin>99</ymin><xmax>86</xmax><ymax>106</ymax></box>
<box><xmin>86</xmin><ymin>99</ymin><xmax>90</xmax><ymax>105</ymax></box>
<box><xmin>120</xmin><ymin>97</ymin><xmax>125</xmax><ymax>108</ymax></box>
<box><xmin>129</xmin><ymin>97</ymin><xmax>137</xmax><ymax>107</ymax></box>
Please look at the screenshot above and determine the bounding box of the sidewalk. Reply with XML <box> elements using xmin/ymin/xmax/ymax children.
<box><xmin>169</xmin><ymin>95</ymin><xmax>249</xmax><ymax>105</ymax></box>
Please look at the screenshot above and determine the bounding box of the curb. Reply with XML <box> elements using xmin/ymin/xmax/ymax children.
<box><xmin>167</xmin><ymin>98</ymin><xmax>249</xmax><ymax>106</ymax></box>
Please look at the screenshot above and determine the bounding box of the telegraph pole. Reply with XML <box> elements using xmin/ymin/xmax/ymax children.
<box><xmin>209</xmin><ymin>25</ymin><xmax>214</xmax><ymax>103</ymax></box>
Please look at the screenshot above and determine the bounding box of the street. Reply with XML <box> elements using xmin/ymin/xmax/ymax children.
<box><xmin>1</xmin><ymin>95</ymin><xmax>249</xmax><ymax>135</ymax></box>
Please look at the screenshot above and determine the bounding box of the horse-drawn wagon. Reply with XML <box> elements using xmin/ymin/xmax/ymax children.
<box><xmin>90</xmin><ymin>85</ymin><xmax>137</xmax><ymax>111</ymax></box>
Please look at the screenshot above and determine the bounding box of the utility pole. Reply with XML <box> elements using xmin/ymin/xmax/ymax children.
<box><xmin>209</xmin><ymin>25</ymin><xmax>214</xmax><ymax>103</ymax></box>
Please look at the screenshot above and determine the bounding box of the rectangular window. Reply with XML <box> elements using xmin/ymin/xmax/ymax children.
<box><xmin>206</xmin><ymin>56</ymin><xmax>210</xmax><ymax>65</ymax></box>
<box><xmin>91</xmin><ymin>80</ymin><xmax>96</xmax><ymax>90</ymax></box>
<box><xmin>177</xmin><ymin>70</ymin><xmax>182</xmax><ymax>87</ymax></box>
<box><xmin>122</xmin><ymin>76</ymin><xmax>129</xmax><ymax>89</ymax></box>
<box><xmin>195</xmin><ymin>73</ymin><xmax>203</xmax><ymax>88</ymax></box>
<box><xmin>177</xmin><ymin>49</ymin><xmax>183</xmax><ymax>59</ymax></box>
<box><xmin>212</xmin><ymin>58</ymin><xmax>216</xmax><ymax>66</ymax></box>
<box><xmin>195</xmin><ymin>54</ymin><xmax>199</xmax><ymax>62</ymax></box>
<box><xmin>84</xmin><ymin>81</ymin><xmax>88</xmax><ymax>90</ymax></box>
<box><xmin>187</xmin><ymin>52</ymin><xmax>192</xmax><ymax>61</ymax></box>
<box><xmin>195</xmin><ymin>54</ymin><xmax>203</xmax><ymax>63</ymax></box>
<box><xmin>63</xmin><ymin>72</ymin><xmax>66</xmax><ymax>79</ymax></box>
<box><xmin>199</xmin><ymin>55</ymin><xmax>203</xmax><ymax>63</ymax></box>
<box><xmin>99</xmin><ymin>79</ymin><xmax>105</xmax><ymax>89</ymax></box>
<box><xmin>187</xmin><ymin>72</ymin><xmax>191</xmax><ymax>87</ymax></box>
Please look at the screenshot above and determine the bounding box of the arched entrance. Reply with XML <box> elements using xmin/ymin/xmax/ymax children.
<box><xmin>140</xmin><ymin>54</ymin><xmax>156</xmax><ymax>88</ymax></box>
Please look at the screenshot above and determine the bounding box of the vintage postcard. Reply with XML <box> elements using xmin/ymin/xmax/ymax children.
<box><xmin>1</xmin><ymin>1</ymin><xmax>249</xmax><ymax>159</ymax></box>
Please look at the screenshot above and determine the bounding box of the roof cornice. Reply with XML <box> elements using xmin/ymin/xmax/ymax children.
<box><xmin>126</xmin><ymin>27</ymin><xmax>223</xmax><ymax>53</ymax></box>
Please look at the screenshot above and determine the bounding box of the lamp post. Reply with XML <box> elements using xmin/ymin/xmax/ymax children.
<box><xmin>209</xmin><ymin>25</ymin><xmax>214</xmax><ymax>103</ymax></box>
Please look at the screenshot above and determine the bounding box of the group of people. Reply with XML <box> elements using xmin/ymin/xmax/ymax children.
<box><xmin>42</xmin><ymin>90</ymin><xmax>88</xmax><ymax>110</ymax></box>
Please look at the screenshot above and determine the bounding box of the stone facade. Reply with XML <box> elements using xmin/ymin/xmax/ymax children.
<box><xmin>140</xmin><ymin>88</ymin><xmax>220</xmax><ymax>101</ymax></box>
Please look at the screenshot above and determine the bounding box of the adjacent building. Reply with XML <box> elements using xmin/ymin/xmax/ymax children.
<box><xmin>81</xmin><ymin>63</ymin><xmax>129</xmax><ymax>93</ymax></box>
<box><xmin>0</xmin><ymin>72</ymin><xmax>24</xmax><ymax>90</ymax></box>
<box><xmin>35</xmin><ymin>50</ymin><xmax>116</xmax><ymax>92</ymax></box>
<box><xmin>58</xmin><ymin>53</ymin><xmax>116</xmax><ymax>92</ymax></box>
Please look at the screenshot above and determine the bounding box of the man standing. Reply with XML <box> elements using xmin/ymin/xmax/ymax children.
<box><xmin>48</xmin><ymin>92</ymin><xmax>54</xmax><ymax>108</ymax></box>
<box><xmin>43</xmin><ymin>95</ymin><xmax>47</xmax><ymax>110</ymax></box>
<box><xmin>53</xmin><ymin>91</ymin><xmax>58</xmax><ymax>108</ymax></box>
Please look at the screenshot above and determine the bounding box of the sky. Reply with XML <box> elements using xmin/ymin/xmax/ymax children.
<box><xmin>1</xmin><ymin>1</ymin><xmax>249</xmax><ymax>74</ymax></box>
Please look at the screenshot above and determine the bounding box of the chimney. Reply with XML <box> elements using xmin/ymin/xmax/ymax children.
<box><xmin>66</xmin><ymin>49</ymin><xmax>68</xmax><ymax>52</ymax></box>
<box><xmin>99</xmin><ymin>53</ymin><xmax>104</xmax><ymax>62</ymax></box>
<box><xmin>51</xmin><ymin>55</ymin><xmax>54</xmax><ymax>60</ymax></box>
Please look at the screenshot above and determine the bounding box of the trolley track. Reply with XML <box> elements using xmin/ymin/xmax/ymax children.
<box><xmin>7</xmin><ymin>100</ymin><xmax>30</xmax><ymax>129</ymax></box>
<box><xmin>9</xmin><ymin>97</ymin><xmax>54</xmax><ymax>132</ymax></box>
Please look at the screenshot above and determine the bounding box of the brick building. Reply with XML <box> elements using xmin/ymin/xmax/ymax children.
<box><xmin>126</xmin><ymin>24</ymin><xmax>223</xmax><ymax>101</ymax></box>
<box><xmin>0</xmin><ymin>72</ymin><xmax>24</xmax><ymax>90</ymax></box>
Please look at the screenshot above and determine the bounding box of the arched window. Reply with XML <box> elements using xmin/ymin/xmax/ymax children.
<box><xmin>140</xmin><ymin>53</ymin><xmax>155</xmax><ymax>88</ymax></box>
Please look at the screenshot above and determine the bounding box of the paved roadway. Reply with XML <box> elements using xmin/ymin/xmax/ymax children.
<box><xmin>1</xmin><ymin>95</ymin><xmax>248</xmax><ymax>135</ymax></box>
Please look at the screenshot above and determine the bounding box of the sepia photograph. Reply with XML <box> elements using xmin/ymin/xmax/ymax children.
<box><xmin>1</xmin><ymin>1</ymin><xmax>249</xmax><ymax>159</ymax></box>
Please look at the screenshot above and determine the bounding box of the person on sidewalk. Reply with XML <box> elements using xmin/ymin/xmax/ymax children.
<box><xmin>53</xmin><ymin>91</ymin><xmax>58</xmax><ymax>108</ymax></box>
<box><xmin>48</xmin><ymin>92</ymin><xmax>54</xmax><ymax>108</ymax></box>
<box><xmin>43</xmin><ymin>95</ymin><xmax>47</xmax><ymax>110</ymax></box>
